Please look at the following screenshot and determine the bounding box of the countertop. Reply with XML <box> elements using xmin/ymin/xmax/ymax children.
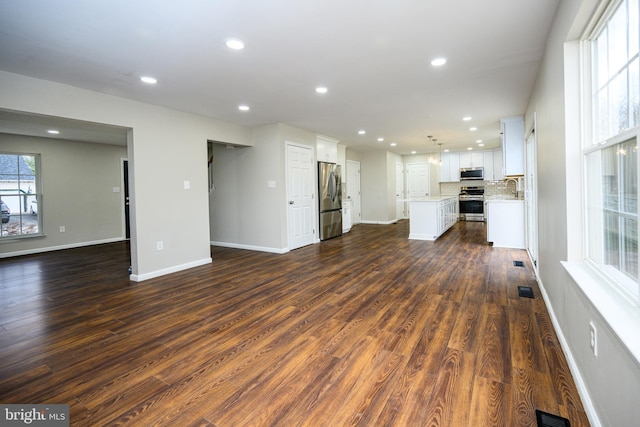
<box><xmin>485</xmin><ymin>196</ymin><xmax>524</xmax><ymax>202</ymax></box>
<box><xmin>405</xmin><ymin>196</ymin><xmax>458</xmax><ymax>202</ymax></box>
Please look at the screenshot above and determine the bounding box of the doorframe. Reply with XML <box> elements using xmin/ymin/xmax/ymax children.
<box><xmin>346</xmin><ymin>160</ymin><xmax>361</xmax><ymax>225</ymax></box>
<box><xmin>121</xmin><ymin>158</ymin><xmax>130</xmax><ymax>240</ymax></box>
<box><xmin>405</xmin><ymin>162</ymin><xmax>431</xmax><ymax>216</ymax></box>
<box><xmin>525</xmin><ymin>116</ymin><xmax>539</xmax><ymax>272</ymax></box>
<box><xmin>285</xmin><ymin>141</ymin><xmax>317</xmax><ymax>250</ymax></box>
<box><xmin>396</xmin><ymin>161</ymin><xmax>405</xmax><ymax>220</ymax></box>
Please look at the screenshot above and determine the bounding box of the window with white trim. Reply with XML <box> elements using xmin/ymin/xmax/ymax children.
<box><xmin>0</xmin><ymin>153</ymin><xmax>42</xmax><ymax>239</ymax></box>
<box><xmin>585</xmin><ymin>0</ymin><xmax>640</xmax><ymax>302</ymax></box>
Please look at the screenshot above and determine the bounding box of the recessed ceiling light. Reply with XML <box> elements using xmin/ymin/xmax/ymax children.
<box><xmin>377</xmin><ymin>137</ymin><xmax>384</xmax><ymax>142</ymax></box>
<box><xmin>390</xmin><ymin>142</ymin><xmax>397</xmax><ymax>147</ymax></box>
<box><xmin>444</xmin><ymin>149</ymin><xmax>450</xmax><ymax>153</ymax></box>
<box><xmin>430</xmin><ymin>57</ymin><xmax>447</xmax><ymax>66</ymax></box>
<box><xmin>476</xmin><ymin>139</ymin><xmax>483</xmax><ymax>143</ymax></box>
<box><xmin>225</xmin><ymin>39</ymin><xmax>245</xmax><ymax>50</ymax></box>
<box><xmin>358</xmin><ymin>130</ymin><xmax>366</xmax><ymax>135</ymax></box>
<box><xmin>238</xmin><ymin>105</ymin><xmax>250</xmax><ymax>111</ymax></box>
<box><xmin>478</xmin><ymin>143</ymin><xmax>485</xmax><ymax>147</ymax></box>
<box><xmin>467</xmin><ymin>147</ymin><xmax>473</xmax><ymax>150</ymax></box>
<box><xmin>140</xmin><ymin>76</ymin><xmax>157</xmax><ymax>84</ymax></box>
<box><xmin>47</xmin><ymin>129</ymin><xmax>59</xmax><ymax>134</ymax></box>
<box><xmin>463</xmin><ymin>116</ymin><xmax>472</xmax><ymax>121</ymax></box>
<box><xmin>411</xmin><ymin>151</ymin><xmax>417</xmax><ymax>154</ymax></box>
<box><xmin>315</xmin><ymin>86</ymin><xmax>328</xmax><ymax>94</ymax></box>
<box><xmin>469</xmin><ymin>127</ymin><xmax>478</xmax><ymax>131</ymax></box>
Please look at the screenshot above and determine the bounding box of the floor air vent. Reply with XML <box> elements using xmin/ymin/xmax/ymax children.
<box><xmin>518</xmin><ymin>286</ymin><xmax>534</xmax><ymax>298</ymax></box>
<box><xmin>536</xmin><ymin>409</ymin><xmax>571</xmax><ymax>427</ymax></box>
<box><xmin>513</xmin><ymin>260</ymin><xmax>525</xmax><ymax>267</ymax></box>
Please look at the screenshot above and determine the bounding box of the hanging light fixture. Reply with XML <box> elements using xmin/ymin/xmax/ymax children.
<box><xmin>433</xmin><ymin>138</ymin><xmax>439</xmax><ymax>165</ymax></box>
<box><xmin>427</xmin><ymin>135</ymin><xmax>435</xmax><ymax>164</ymax></box>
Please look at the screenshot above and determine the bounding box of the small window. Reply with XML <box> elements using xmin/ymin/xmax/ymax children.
<box><xmin>0</xmin><ymin>153</ymin><xmax>42</xmax><ymax>239</ymax></box>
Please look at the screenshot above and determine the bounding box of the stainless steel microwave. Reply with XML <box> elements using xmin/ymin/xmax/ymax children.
<box><xmin>460</xmin><ymin>167</ymin><xmax>484</xmax><ymax>180</ymax></box>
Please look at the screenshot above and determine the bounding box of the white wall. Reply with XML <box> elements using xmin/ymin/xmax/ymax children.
<box><xmin>209</xmin><ymin>123</ymin><xmax>317</xmax><ymax>252</ymax></box>
<box><xmin>527</xmin><ymin>1</ymin><xmax>640</xmax><ymax>426</ymax></box>
<box><xmin>359</xmin><ymin>150</ymin><xmax>392</xmax><ymax>223</ymax></box>
<box><xmin>0</xmin><ymin>71</ymin><xmax>252</xmax><ymax>280</ymax></box>
<box><xmin>351</xmin><ymin>151</ymin><xmax>441</xmax><ymax>224</ymax></box>
<box><xmin>386</xmin><ymin>152</ymin><xmax>402</xmax><ymax>220</ymax></box>
<box><xmin>0</xmin><ymin>134</ymin><xmax>127</xmax><ymax>255</ymax></box>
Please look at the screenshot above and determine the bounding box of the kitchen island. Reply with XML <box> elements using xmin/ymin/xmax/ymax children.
<box><xmin>485</xmin><ymin>198</ymin><xmax>525</xmax><ymax>248</ymax></box>
<box><xmin>408</xmin><ymin>196</ymin><xmax>458</xmax><ymax>241</ymax></box>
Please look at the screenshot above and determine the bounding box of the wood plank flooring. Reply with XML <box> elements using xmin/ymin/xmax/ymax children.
<box><xmin>0</xmin><ymin>220</ymin><xmax>590</xmax><ymax>426</ymax></box>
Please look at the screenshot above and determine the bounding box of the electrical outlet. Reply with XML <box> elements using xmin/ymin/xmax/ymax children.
<box><xmin>156</xmin><ymin>241</ymin><xmax>164</xmax><ymax>251</ymax></box>
<box><xmin>59</xmin><ymin>226</ymin><xmax>65</xmax><ymax>233</ymax></box>
<box><xmin>589</xmin><ymin>321</ymin><xmax>598</xmax><ymax>357</ymax></box>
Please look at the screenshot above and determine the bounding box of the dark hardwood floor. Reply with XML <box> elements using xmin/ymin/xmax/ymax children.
<box><xmin>0</xmin><ymin>220</ymin><xmax>589</xmax><ymax>426</ymax></box>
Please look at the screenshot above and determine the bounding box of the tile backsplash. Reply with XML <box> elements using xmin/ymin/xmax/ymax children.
<box><xmin>440</xmin><ymin>179</ymin><xmax>523</xmax><ymax>198</ymax></box>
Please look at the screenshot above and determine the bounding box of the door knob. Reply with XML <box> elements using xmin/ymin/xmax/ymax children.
<box><xmin>289</xmin><ymin>201</ymin><xmax>294</xmax><ymax>205</ymax></box>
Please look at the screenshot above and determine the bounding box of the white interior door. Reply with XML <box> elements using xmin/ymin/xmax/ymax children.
<box><xmin>407</xmin><ymin>162</ymin><xmax>430</xmax><ymax>200</ymax></box>
<box><xmin>525</xmin><ymin>129</ymin><xmax>538</xmax><ymax>270</ymax></box>
<box><xmin>286</xmin><ymin>142</ymin><xmax>315</xmax><ymax>250</ymax></box>
<box><xmin>346</xmin><ymin>160</ymin><xmax>361</xmax><ymax>225</ymax></box>
<box><xmin>396</xmin><ymin>162</ymin><xmax>405</xmax><ymax>220</ymax></box>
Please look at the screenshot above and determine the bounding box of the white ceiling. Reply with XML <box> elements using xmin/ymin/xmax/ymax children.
<box><xmin>0</xmin><ymin>0</ymin><xmax>559</xmax><ymax>153</ymax></box>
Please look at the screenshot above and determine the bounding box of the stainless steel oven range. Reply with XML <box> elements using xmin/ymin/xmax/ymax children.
<box><xmin>459</xmin><ymin>186</ymin><xmax>485</xmax><ymax>221</ymax></box>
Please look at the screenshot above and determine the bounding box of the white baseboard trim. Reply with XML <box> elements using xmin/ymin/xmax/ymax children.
<box><xmin>210</xmin><ymin>241</ymin><xmax>289</xmax><ymax>254</ymax></box>
<box><xmin>130</xmin><ymin>257</ymin><xmax>212</xmax><ymax>282</ymax></box>
<box><xmin>360</xmin><ymin>219</ymin><xmax>398</xmax><ymax>225</ymax></box>
<box><xmin>408</xmin><ymin>233</ymin><xmax>436</xmax><ymax>241</ymax></box>
<box><xmin>536</xmin><ymin>274</ymin><xmax>602</xmax><ymax>427</ymax></box>
<box><xmin>0</xmin><ymin>237</ymin><xmax>125</xmax><ymax>258</ymax></box>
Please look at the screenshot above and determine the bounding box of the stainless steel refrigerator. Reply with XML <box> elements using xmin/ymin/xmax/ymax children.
<box><xmin>318</xmin><ymin>161</ymin><xmax>342</xmax><ymax>240</ymax></box>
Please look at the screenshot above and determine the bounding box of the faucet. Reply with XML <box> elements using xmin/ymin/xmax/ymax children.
<box><xmin>505</xmin><ymin>177</ymin><xmax>519</xmax><ymax>197</ymax></box>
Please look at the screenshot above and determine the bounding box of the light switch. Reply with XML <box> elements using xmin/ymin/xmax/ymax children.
<box><xmin>268</xmin><ymin>180</ymin><xmax>276</xmax><ymax>188</ymax></box>
<box><xmin>113</xmin><ymin>187</ymin><xmax>120</xmax><ymax>193</ymax></box>
<box><xmin>183</xmin><ymin>180</ymin><xmax>190</xmax><ymax>190</ymax></box>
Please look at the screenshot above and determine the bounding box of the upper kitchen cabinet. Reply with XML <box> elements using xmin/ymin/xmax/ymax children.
<box><xmin>459</xmin><ymin>152</ymin><xmax>484</xmax><ymax>168</ymax></box>
<box><xmin>501</xmin><ymin>116</ymin><xmax>525</xmax><ymax>176</ymax></box>
<box><xmin>337</xmin><ymin>144</ymin><xmax>346</xmax><ymax>183</ymax></box>
<box><xmin>439</xmin><ymin>153</ymin><xmax>460</xmax><ymax>182</ymax></box>
<box><xmin>493</xmin><ymin>150</ymin><xmax>504</xmax><ymax>180</ymax></box>
<box><xmin>317</xmin><ymin>134</ymin><xmax>339</xmax><ymax>163</ymax></box>
<box><xmin>483</xmin><ymin>150</ymin><xmax>504</xmax><ymax>181</ymax></box>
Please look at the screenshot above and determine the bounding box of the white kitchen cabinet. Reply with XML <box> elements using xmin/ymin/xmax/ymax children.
<box><xmin>439</xmin><ymin>153</ymin><xmax>460</xmax><ymax>182</ymax></box>
<box><xmin>317</xmin><ymin>134</ymin><xmax>339</xmax><ymax>163</ymax></box>
<box><xmin>483</xmin><ymin>150</ymin><xmax>504</xmax><ymax>181</ymax></box>
<box><xmin>337</xmin><ymin>144</ymin><xmax>346</xmax><ymax>183</ymax></box>
<box><xmin>408</xmin><ymin>196</ymin><xmax>458</xmax><ymax>240</ymax></box>
<box><xmin>342</xmin><ymin>200</ymin><xmax>352</xmax><ymax>232</ymax></box>
<box><xmin>486</xmin><ymin>199</ymin><xmax>525</xmax><ymax>248</ymax></box>
<box><xmin>483</xmin><ymin>151</ymin><xmax>494</xmax><ymax>180</ymax></box>
<box><xmin>459</xmin><ymin>152</ymin><xmax>484</xmax><ymax>168</ymax></box>
<box><xmin>501</xmin><ymin>116</ymin><xmax>524</xmax><ymax>176</ymax></box>
<box><xmin>493</xmin><ymin>150</ymin><xmax>504</xmax><ymax>180</ymax></box>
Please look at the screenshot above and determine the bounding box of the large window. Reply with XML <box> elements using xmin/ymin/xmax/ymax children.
<box><xmin>585</xmin><ymin>0</ymin><xmax>640</xmax><ymax>302</ymax></box>
<box><xmin>0</xmin><ymin>153</ymin><xmax>41</xmax><ymax>239</ymax></box>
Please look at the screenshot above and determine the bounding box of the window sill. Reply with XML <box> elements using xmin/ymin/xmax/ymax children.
<box><xmin>0</xmin><ymin>232</ymin><xmax>45</xmax><ymax>242</ymax></box>
<box><xmin>562</xmin><ymin>261</ymin><xmax>640</xmax><ymax>367</ymax></box>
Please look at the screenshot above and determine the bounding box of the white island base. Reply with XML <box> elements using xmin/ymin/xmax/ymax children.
<box><xmin>408</xmin><ymin>197</ymin><xmax>458</xmax><ymax>241</ymax></box>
